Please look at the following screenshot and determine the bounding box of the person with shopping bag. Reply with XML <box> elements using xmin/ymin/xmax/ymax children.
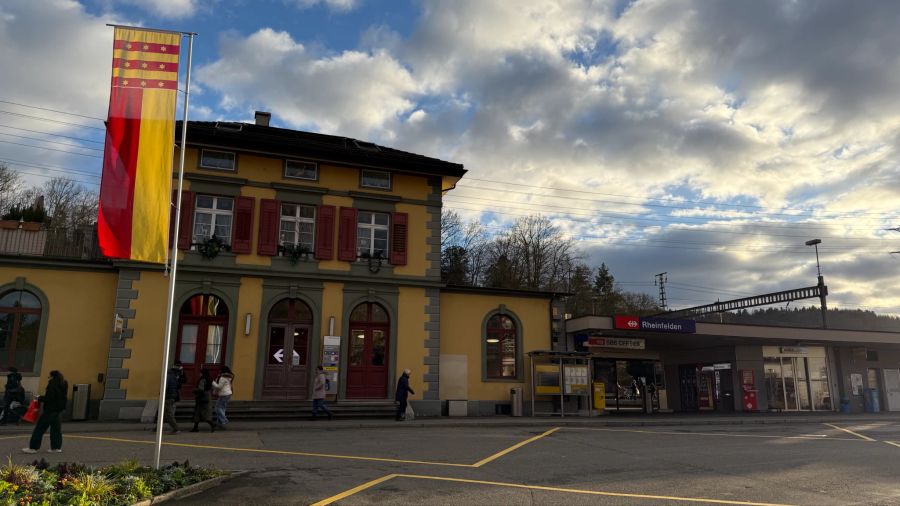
<box><xmin>22</xmin><ymin>370</ymin><xmax>68</xmax><ymax>454</ymax></box>
<box><xmin>395</xmin><ymin>368</ymin><xmax>415</xmax><ymax>421</ymax></box>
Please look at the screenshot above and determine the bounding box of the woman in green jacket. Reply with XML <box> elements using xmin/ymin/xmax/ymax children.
<box><xmin>22</xmin><ymin>370</ymin><xmax>68</xmax><ymax>453</ymax></box>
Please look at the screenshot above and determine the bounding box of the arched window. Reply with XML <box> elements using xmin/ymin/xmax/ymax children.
<box><xmin>0</xmin><ymin>290</ymin><xmax>42</xmax><ymax>372</ymax></box>
<box><xmin>485</xmin><ymin>314</ymin><xmax>518</xmax><ymax>379</ymax></box>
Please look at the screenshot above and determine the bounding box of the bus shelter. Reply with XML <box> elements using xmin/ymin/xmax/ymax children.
<box><xmin>528</xmin><ymin>351</ymin><xmax>593</xmax><ymax>417</ymax></box>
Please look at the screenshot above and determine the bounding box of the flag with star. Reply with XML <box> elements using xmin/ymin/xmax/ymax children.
<box><xmin>98</xmin><ymin>26</ymin><xmax>181</xmax><ymax>264</ymax></box>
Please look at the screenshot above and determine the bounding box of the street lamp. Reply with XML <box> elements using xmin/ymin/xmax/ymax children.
<box><xmin>805</xmin><ymin>239</ymin><xmax>827</xmax><ymax>328</ymax></box>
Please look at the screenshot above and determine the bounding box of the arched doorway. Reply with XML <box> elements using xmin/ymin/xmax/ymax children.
<box><xmin>263</xmin><ymin>298</ymin><xmax>313</xmax><ymax>399</ymax></box>
<box><xmin>346</xmin><ymin>302</ymin><xmax>390</xmax><ymax>399</ymax></box>
<box><xmin>176</xmin><ymin>294</ymin><xmax>228</xmax><ymax>400</ymax></box>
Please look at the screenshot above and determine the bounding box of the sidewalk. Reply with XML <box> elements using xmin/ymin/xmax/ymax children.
<box><xmin>0</xmin><ymin>411</ymin><xmax>897</xmax><ymax>435</ymax></box>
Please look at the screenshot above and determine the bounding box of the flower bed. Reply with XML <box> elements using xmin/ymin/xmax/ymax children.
<box><xmin>0</xmin><ymin>458</ymin><xmax>226</xmax><ymax>505</ymax></box>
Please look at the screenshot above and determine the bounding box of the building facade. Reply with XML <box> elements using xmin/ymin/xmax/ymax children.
<box><xmin>0</xmin><ymin>114</ymin><xmax>555</xmax><ymax>419</ymax></box>
<box><xmin>566</xmin><ymin>315</ymin><xmax>900</xmax><ymax>414</ymax></box>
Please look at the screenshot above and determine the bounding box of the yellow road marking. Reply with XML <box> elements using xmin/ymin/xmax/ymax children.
<box><xmin>885</xmin><ymin>441</ymin><xmax>900</xmax><ymax>449</ymax></box>
<box><xmin>65</xmin><ymin>435</ymin><xmax>472</xmax><ymax>467</ymax></box>
<box><xmin>314</xmin><ymin>473</ymin><xmax>797</xmax><ymax>506</ymax></box>
<box><xmin>470</xmin><ymin>427</ymin><xmax>559</xmax><ymax>467</ymax></box>
<box><xmin>568</xmin><ymin>426</ymin><xmax>862</xmax><ymax>442</ymax></box>
<box><xmin>823</xmin><ymin>423</ymin><xmax>875</xmax><ymax>441</ymax></box>
<box><xmin>310</xmin><ymin>473</ymin><xmax>398</xmax><ymax>506</ymax></box>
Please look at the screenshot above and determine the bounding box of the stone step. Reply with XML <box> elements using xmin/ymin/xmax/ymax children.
<box><xmin>173</xmin><ymin>400</ymin><xmax>397</xmax><ymax>420</ymax></box>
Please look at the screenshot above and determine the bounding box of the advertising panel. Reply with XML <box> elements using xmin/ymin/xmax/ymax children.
<box><xmin>535</xmin><ymin>364</ymin><xmax>561</xmax><ymax>394</ymax></box>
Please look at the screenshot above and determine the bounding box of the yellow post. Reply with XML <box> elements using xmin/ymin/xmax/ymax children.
<box><xmin>593</xmin><ymin>382</ymin><xmax>606</xmax><ymax>412</ymax></box>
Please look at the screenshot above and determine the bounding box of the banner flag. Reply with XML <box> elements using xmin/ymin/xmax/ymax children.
<box><xmin>98</xmin><ymin>27</ymin><xmax>181</xmax><ymax>264</ymax></box>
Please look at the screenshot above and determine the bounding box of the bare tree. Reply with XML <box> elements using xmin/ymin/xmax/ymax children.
<box><xmin>483</xmin><ymin>215</ymin><xmax>579</xmax><ymax>291</ymax></box>
<box><xmin>0</xmin><ymin>164</ymin><xmax>22</xmax><ymax>215</ymax></box>
<box><xmin>17</xmin><ymin>177</ymin><xmax>97</xmax><ymax>228</ymax></box>
<box><xmin>441</xmin><ymin>210</ymin><xmax>489</xmax><ymax>285</ymax></box>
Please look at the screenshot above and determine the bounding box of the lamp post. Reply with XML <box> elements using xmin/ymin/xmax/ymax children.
<box><xmin>805</xmin><ymin>239</ymin><xmax>827</xmax><ymax>328</ymax></box>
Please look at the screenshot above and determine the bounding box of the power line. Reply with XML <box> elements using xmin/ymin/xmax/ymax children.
<box><xmin>0</xmin><ymin>158</ymin><xmax>100</xmax><ymax>177</ymax></box>
<box><xmin>0</xmin><ymin>132</ymin><xmax>103</xmax><ymax>152</ymax></box>
<box><xmin>0</xmin><ymin>124</ymin><xmax>104</xmax><ymax>145</ymax></box>
<box><xmin>456</xmin><ymin>180</ymin><xmax>898</xmax><ymax>219</ymax></box>
<box><xmin>3</xmin><ymin>168</ymin><xmax>99</xmax><ymax>187</ymax></box>
<box><xmin>0</xmin><ymin>100</ymin><xmax>105</xmax><ymax>122</ymax></box>
<box><xmin>0</xmin><ymin>140</ymin><xmax>102</xmax><ymax>158</ymax></box>
<box><xmin>0</xmin><ymin>110</ymin><xmax>105</xmax><ymax>131</ymax></box>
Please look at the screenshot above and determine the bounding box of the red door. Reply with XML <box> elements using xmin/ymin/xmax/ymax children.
<box><xmin>262</xmin><ymin>298</ymin><xmax>313</xmax><ymax>399</ymax></box>
<box><xmin>176</xmin><ymin>294</ymin><xmax>228</xmax><ymax>400</ymax></box>
<box><xmin>346</xmin><ymin>303</ymin><xmax>389</xmax><ymax>399</ymax></box>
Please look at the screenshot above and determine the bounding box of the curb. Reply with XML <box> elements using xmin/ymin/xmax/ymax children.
<box><xmin>133</xmin><ymin>470</ymin><xmax>247</xmax><ymax>505</ymax></box>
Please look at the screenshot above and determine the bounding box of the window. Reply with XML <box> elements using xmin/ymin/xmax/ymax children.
<box><xmin>284</xmin><ymin>160</ymin><xmax>318</xmax><ymax>180</ymax></box>
<box><xmin>0</xmin><ymin>290</ymin><xmax>42</xmax><ymax>372</ymax></box>
<box><xmin>279</xmin><ymin>204</ymin><xmax>315</xmax><ymax>252</ymax></box>
<box><xmin>360</xmin><ymin>170</ymin><xmax>391</xmax><ymax>190</ymax></box>
<box><xmin>193</xmin><ymin>195</ymin><xmax>234</xmax><ymax>245</ymax></box>
<box><xmin>485</xmin><ymin>314</ymin><xmax>517</xmax><ymax>379</ymax></box>
<box><xmin>199</xmin><ymin>149</ymin><xmax>236</xmax><ymax>171</ymax></box>
<box><xmin>357</xmin><ymin>211</ymin><xmax>389</xmax><ymax>258</ymax></box>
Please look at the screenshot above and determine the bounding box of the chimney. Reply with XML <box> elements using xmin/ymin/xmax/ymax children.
<box><xmin>254</xmin><ymin>111</ymin><xmax>271</xmax><ymax>127</ymax></box>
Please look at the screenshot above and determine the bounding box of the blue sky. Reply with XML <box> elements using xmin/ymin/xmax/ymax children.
<box><xmin>3</xmin><ymin>0</ymin><xmax>900</xmax><ymax>315</ymax></box>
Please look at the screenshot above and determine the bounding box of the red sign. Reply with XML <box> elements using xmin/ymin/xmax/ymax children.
<box><xmin>614</xmin><ymin>315</ymin><xmax>640</xmax><ymax>330</ymax></box>
<box><xmin>740</xmin><ymin>369</ymin><xmax>757</xmax><ymax>411</ymax></box>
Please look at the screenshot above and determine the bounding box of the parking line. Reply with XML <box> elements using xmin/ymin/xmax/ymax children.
<box><xmin>885</xmin><ymin>441</ymin><xmax>900</xmax><ymax>449</ymax></box>
<box><xmin>319</xmin><ymin>473</ymin><xmax>797</xmax><ymax>505</ymax></box>
<box><xmin>65</xmin><ymin>435</ymin><xmax>473</xmax><ymax>468</ymax></box>
<box><xmin>567</xmin><ymin>426</ymin><xmax>862</xmax><ymax>442</ymax></box>
<box><xmin>470</xmin><ymin>427</ymin><xmax>559</xmax><ymax>467</ymax></box>
<box><xmin>310</xmin><ymin>473</ymin><xmax>398</xmax><ymax>506</ymax></box>
<box><xmin>823</xmin><ymin>423</ymin><xmax>875</xmax><ymax>441</ymax></box>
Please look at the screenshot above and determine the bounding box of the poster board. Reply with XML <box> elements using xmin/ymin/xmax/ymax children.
<box><xmin>564</xmin><ymin>365</ymin><xmax>589</xmax><ymax>395</ymax></box>
<box><xmin>535</xmin><ymin>364</ymin><xmax>561</xmax><ymax>394</ymax></box>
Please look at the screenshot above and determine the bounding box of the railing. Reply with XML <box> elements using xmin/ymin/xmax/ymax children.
<box><xmin>0</xmin><ymin>222</ymin><xmax>104</xmax><ymax>260</ymax></box>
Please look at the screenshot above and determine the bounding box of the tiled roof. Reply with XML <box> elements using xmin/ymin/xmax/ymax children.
<box><xmin>177</xmin><ymin>121</ymin><xmax>466</xmax><ymax>178</ymax></box>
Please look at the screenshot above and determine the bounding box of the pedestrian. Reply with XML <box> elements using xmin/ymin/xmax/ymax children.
<box><xmin>311</xmin><ymin>366</ymin><xmax>332</xmax><ymax>420</ymax></box>
<box><xmin>22</xmin><ymin>370</ymin><xmax>67</xmax><ymax>454</ymax></box>
<box><xmin>163</xmin><ymin>361</ymin><xmax>186</xmax><ymax>434</ymax></box>
<box><xmin>1</xmin><ymin>367</ymin><xmax>25</xmax><ymax>425</ymax></box>
<box><xmin>395</xmin><ymin>368</ymin><xmax>415</xmax><ymax>421</ymax></box>
<box><xmin>190</xmin><ymin>366</ymin><xmax>215</xmax><ymax>433</ymax></box>
<box><xmin>212</xmin><ymin>366</ymin><xmax>234</xmax><ymax>429</ymax></box>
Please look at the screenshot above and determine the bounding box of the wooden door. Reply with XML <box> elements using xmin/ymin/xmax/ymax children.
<box><xmin>175</xmin><ymin>294</ymin><xmax>228</xmax><ymax>400</ymax></box>
<box><xmin>262</xmin><ymin>324</ymin><xmax>310</xmax><ymax>399</ymax></box>
<box><xmin>346</xmin><ymin>303</ymin><xmax>389</xmax><ymax>399</ymax></box>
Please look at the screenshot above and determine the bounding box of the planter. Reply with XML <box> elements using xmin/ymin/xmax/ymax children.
<box><xmin>133</xmin><ymin>471</ymin><xmax>243</xmax><ymax>505</ymax></box>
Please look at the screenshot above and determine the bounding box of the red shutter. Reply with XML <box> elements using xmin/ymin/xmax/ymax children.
<box><xmin>176</xmin><ymin>190</ymin><xmax>194</xmax><ymax>251</ymax></box>
<box><xmin>337</xmin><ymin>207</ymin><xmax>358</xmax><ymax>261</ymax></box>
<box><xmin>314</xmin><ymin>205</ymin><xmax>335</xmax><ymax>260</ymax></box>
<box><xmin>390</xmin><ymin>212</ymin><xmax>408</xmax><ymax>266</ymax></box>
<box><xmin>232</xmin><ymin>196</ymin><xmax>255</xmax><ymax>254</ymax></box>
<box><xmin>257</xmin><ymin>199</ymin><xmax>280</xmax><ymax>256</ymax></box>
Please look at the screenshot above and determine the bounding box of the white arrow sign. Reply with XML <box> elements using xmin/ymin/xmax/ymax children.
<box><xmin>273</xmin><ymin>348</ymin><xmax>284</xmax><ymax>363</ymax></box>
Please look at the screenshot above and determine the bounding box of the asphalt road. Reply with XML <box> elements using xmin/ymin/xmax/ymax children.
<box><xmin>2</xmin><ymin>420</ymin><xmax>900</xmax><ymax>505</ymax></box>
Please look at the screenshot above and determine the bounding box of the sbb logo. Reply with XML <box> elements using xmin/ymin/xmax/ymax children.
<box><xmin>614</xmin><ymin>315</ymin><xmax>640</xmax><ymax>330</ymax></box>
<box><xmin>627</xmin><ymin>319</ymin><xmax>638</xmax><ymax>328</ymax></box>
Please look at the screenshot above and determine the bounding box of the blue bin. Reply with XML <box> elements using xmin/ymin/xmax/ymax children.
<box><xmin>864</xmin><ymin>388</ymin><xmax>880</xmax><ymax>413</ymax></box>
<box><xmin>839</xmin><ymin>397</ymin><xmax>851</xmax><ymax>413</ymax></box>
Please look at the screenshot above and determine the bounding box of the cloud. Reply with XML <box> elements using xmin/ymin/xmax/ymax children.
<box><xmin>292</xmin><ymin>0</ymin><xmax>360</xmax><ymax>13</ymax></box>
<box><xmin>114</xmin><ymin>0</ymin><xmax>199</xmax><ymax>19</ymax></box>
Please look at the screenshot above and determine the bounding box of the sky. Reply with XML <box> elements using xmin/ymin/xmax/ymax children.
<box><xmin>2</xmin><ymin>0</ymin><xmax>900</xmax><ymax>317</ymax></box>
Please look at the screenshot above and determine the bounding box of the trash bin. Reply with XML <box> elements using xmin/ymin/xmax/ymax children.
<box><xmin>71</xmin><ymin>384</ymin><xmax>90</xmax><ymax>421</ymax></box>
<box><xmin>839</xmin><ymin>397</ymin><xmax>851</xmax><ymax>413</ymax></box>
<box><xmin>510</xmin><ymin>387</ymin><xmax>523</xmax><ymax>417</ymax></box>
<box><xmin>864</xmin><ymin>388</ymin><xmax>880</xmax><ymax>413</ymax></box>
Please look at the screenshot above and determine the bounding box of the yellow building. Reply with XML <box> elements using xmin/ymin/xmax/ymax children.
<box><xmin>0</xmin><ymin>113</ymin><xmax>560</xmax><ymax>419</ymax></box>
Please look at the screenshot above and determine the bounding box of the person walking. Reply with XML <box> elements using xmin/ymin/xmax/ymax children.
<box><xmin>190</xmin><ymin>366</ymin><xmax>215</xmax><ymax>433</ymax></box>
<box><xmin>212</xmin><ymin>366</ymin><xmax>234</xmax><ymax>429</ymax></box>
<box><xmin>311</xmin><ymin>366</ymin><xmax>332</xmax><ymax>420</ymax></box>
<box><xmin>163</xmin><ymin>361</ymin><xmax>186</xmax><ymax>434</ymax></box>
<box><xmin>395</xmin><ymin>368</ymin><xmax>415</xmax><ymax>421</ymax></box>
<box><xmin>1</xmin><ymin>367</ymin><xmax>24</xmax><ymax>425</ymax></box>
<box><xmin>22</xmin><ymin>370</ymin><xmax>67</xmax><ymax>454</ymax></box>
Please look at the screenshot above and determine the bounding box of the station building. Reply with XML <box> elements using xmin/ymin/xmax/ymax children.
<box><xmin>566</xmin><ymin>315</ymin><xmax>900</xmax><ymax>414</ymax></box>
<box><xmin>0</xmin><ymin>114</ymin><xmax>562</xmax><ymax>419</ymax></box>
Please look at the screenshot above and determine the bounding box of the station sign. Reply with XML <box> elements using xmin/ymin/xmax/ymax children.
<box><xmin>587</xmin><ymin>336</ymin><xmax>646</xmax><ymax>350</ymax></box>
<box><xmin>614</xmin><ymin>315</ymin><xmax>696</xmax><ymax>333</ymax></box>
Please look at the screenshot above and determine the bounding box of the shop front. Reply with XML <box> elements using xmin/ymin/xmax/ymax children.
<box><xmin>763</xmin><ymin>346</ymin><xmax>832</xmax><ymax>411</ymax></box>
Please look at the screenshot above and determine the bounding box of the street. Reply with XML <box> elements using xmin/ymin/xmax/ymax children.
<box><xmin>2</xmin><ymin>418</ymin><xmax>900</xmax><ymax>504</ymax></box>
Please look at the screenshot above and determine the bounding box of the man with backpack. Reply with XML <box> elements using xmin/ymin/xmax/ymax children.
<box><xmin>311</xmin><ymin>365</ymin><xmax>333</xmax><ymax>420</ymax></box>
<box><xmin>163</xmin><ymin>361</ymin><xmax>187</xmax><ymax>434</ymax></box>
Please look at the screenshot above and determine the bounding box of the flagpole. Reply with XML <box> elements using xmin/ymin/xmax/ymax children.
<box><xmin>155</xmin><ymin>31</ymin><xmax>195</xmax><ymax>470</ymax></box>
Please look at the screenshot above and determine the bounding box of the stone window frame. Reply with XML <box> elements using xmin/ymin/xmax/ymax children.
<box><xmin>0</xmin><ymin>278</ymin><xmax>50</xmax><ymax>377</ymax></box>
<box><xmin>481</xmin><ymin>305</ymin><xmax>524</xmax><ymax>383</ymax></box>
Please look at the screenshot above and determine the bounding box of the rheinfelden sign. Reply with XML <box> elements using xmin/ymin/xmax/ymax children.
<box><xmin>614</xmin><ymin>315</ymin><xmax>696</xmax><ymax>333</ymax></box>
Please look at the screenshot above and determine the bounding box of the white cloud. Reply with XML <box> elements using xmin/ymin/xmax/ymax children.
<box><xmin>293</xmin><ymin>0</ymin><xmax>360</xmax><ymax>13</ymax></box>
<box><xmin>115</xmin><ymin>0</ymin><xmax>198</xmax><ymax>19</ymax></box>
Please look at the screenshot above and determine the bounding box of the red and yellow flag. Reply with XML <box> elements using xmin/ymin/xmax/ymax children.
<box><xmin>98</xmin><ymin>27</ymin><xmax>181</xmax><ymax>264</ymax></box>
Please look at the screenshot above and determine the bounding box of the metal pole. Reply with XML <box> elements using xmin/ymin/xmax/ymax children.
<box><xmin>814</xmin><ymin>243</ymin><xmax>827</xmax><ymax>328</ymax></box>
<box><xmin>154</xmin><ymin>32</ymin><xmax>194</xmax><ymax>470</ymax></box>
